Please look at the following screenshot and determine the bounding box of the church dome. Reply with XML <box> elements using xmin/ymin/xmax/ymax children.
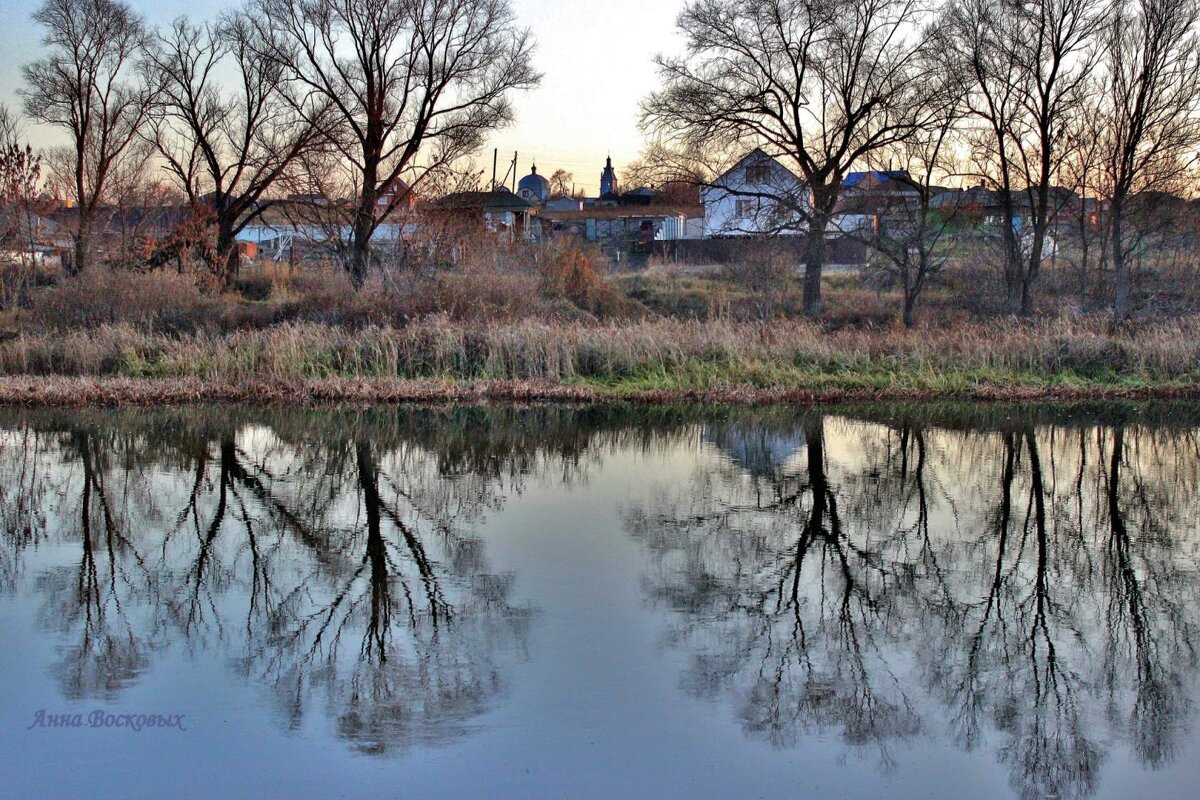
<box><xmin>518</xmin><ymin>164</ymin><xmax>551</xmax><ymax>204</ymax></box>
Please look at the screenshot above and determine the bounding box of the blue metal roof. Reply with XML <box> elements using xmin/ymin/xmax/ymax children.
<box><xmin>843</xmin><ymin>170</ymin><xmax>911</xmax><ymax>187</ymax></box>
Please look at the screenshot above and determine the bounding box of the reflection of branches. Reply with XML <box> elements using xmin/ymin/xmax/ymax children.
<box><xmin>241</xmin><ymin>436</ymin><xmax>531</xmax><ymax>755</ymax></box>
<box><xmin>1</xmin><ymin>409</ymin><xmax>562</xmax><ymax>757</ymax></box>
<box><xmin>1101</xmin><ymin>426</ymin><xmax>1196</xmax><ymax>769</ymax></box>
<box><xmin>37</xmin><ymin>430</ymin><xmax>158</xmax><ymax>700</ymax></box>
<box><xmin>0</xmin><ymin>428</ymin><xmax>48</xmax><ymax>594</ymax></box>
<box><xmin>628</xmin><ymin>412</ymin><xmax>1200</xmax><ymax>800</ymax></box>
<box><xmin>630</xmin><ymin>414</ymin><xmax>920</xmax><ymax>768</ymax></box>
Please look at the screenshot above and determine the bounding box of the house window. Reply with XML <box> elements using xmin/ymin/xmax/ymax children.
<box><xmin>735</xmin><ymin>199</ymin><xmax>754</xmax><ymax>218</ymax></box>
<box><xmin>745</xmin><ymin>164</ymin><xmax>769</xmax><ymax>184</ymax></box>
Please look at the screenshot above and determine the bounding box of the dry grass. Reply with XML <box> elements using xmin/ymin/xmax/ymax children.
<box><xmin>1</xmin><ymin>316</ymin><xmax>1198</xmax><ymax>397</ymax></box>
<box><xmin>6</xmin><ymin>248</ymin><xmax>1200</xmax><ymax>406</ymax></box>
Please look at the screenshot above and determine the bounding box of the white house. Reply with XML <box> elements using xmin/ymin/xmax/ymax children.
<box><xmin>236</xmin><ymin>200</ymin><xmax>419</xmax><ymax>260</ymax></box>
<box><xmin>701</xmin><ymin>149</ymin><xmax>808</xmax><ymax>237</ymax></box>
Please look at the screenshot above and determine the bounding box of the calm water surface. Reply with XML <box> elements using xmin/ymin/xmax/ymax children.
<box><xmin>1</xmin><ymin>403</ymin><xmax>1199</xmax><ymax>800</ymax></box>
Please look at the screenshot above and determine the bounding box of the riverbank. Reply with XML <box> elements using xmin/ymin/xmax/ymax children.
<box><xmin>1</xmin><ymin>376</ymin><xmax>1197</xmax><ymax>408</ymax></box>
<box><xmin>2</xmin><ymin>318</ymin><xmax>1198</xmax><ymax>406</ymax></box>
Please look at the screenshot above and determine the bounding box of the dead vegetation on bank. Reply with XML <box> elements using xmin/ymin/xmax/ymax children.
<box><xmin>0</xmin><ymin>314</ymin><xmax>1198</xmax><ymax>405</ymax></box>
<box><xmin>3</xmin><ymin>252</ymin><xmax>1200</xmax><ymax>406</ymax></box>
<box><xmin>1</xmin><ymin>375</ymin><xmax>1197</xmax><ymax>409</ymax></box>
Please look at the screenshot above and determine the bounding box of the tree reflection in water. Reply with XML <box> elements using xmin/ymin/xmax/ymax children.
<box><xmin>626</xmin><ymin>407</ymin><xmax>1200</xmax><ymax>800</ymax></box>
<box><xmin>0</xmin><ymin>407</ymin><xmax>657</xmax><ymax>755</ymax></box>
<box><xmin>3</xmin><ymin>402</ymin><xmax>1199</xmax><ymax>791</ymax></box>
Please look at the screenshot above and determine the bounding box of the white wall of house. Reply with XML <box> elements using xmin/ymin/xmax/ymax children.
<box><xmin>237</xmin><ymin>222</ymin><xmax>418</xmax><ymax>259</ymax></box>
<box><xmin>831</xmin><ymin>213</ymin><xmax>877</xmax><ymax>234</ymax></box>
<box><xmin>702</xmin><ymin>150</ymin><xmax>808</xmax><ymax>237</ymax></box>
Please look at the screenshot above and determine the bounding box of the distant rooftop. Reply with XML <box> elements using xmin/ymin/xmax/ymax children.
<box><xmin>434</xmin><ymin>190</ymin><xmax>536</xmax><ymax>212</ymax></box>
<box><xmin>843</xmin><ymin>170</ymin><xmax>912</xmax><ymax>188</ymax></box>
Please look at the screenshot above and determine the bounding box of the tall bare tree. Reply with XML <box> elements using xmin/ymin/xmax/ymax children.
<box><xmin>146</xmin><ymin>14</ymin><xmax>330</xmax><ymax>286</ymax></box>
<box><xmin>21</xmin><ymin>0</ymin><xmax>156</xmax><ymax>275</ymax></box>
<box><xmin>643</xmin><ymin>0</ymin><xmax>933</xmax><ymax>315</ymax></box>
<box><xmin>937</xmin><ymin>0</ymin><xmax>1104</xmax><ymax>316</ymax></box>
<box><xmin>1099</xmin><ymin>0</ymin><xmax>1200</xmax><ymax>319</ymax></box>
<box><xmin>252</xmin><ymin>0</ymin><xmax>540</xmax><ymax>288</ymax></box>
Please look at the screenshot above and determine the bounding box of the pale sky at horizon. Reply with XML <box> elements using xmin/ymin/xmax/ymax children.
<box><xmin>0</xmin><ymin>0</ymin><xmax>687</xmax><ymax>195</ymax></box>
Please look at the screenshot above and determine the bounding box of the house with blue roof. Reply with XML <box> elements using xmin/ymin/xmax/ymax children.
<box><xmin>833</xmin><ymin>170</ymin><xmax>923</xmax><ymax>234</ymax></box>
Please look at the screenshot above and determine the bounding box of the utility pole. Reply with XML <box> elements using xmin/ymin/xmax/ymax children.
<box><xmin>511</xmin><ymin>152</ymin><xmax>518</xmax><ymax>193</ymax></box>
<box><xmin>492</xmin><ymin>148</ymin><xmax>498</xmax><ymax>190</ymax></box>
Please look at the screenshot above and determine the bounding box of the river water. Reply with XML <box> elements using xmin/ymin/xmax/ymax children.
<box><xmin>1</xmin><ymin>403</ymin><xmax>1198</xmax><ymax>800</ymax></box>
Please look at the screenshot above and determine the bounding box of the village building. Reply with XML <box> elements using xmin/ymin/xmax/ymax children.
<box><xmin>833</xmin><ymin>170</ymin><xmax>922</xmax><ymax>233</ymax></box>
<box><xmin>701</xmin><ymin>149</ymin><xmax>808</xmax><ymax>237</ymax></box>
<box><xmin>537</xmin><ymin>205</ymin><xmax>703</xmax><ymax>246</ymax></box>
<box><xmin>517</xmin><ymin>164</ymin><xmax>551</xmax><ymax>206</ymax></box>
<box><xmin>431</xmin><ymin>189</ymin><xmax>538</xmax><ymax>241</ymax></box>
<box><xmin>237</xmin><ymin>198</ymin><xmax>418</xmax><ymax>260</ymax></box>
<box><xmin>599</xmin><ymin>156</ymin><xmax>619</xmax><ymax>198</ymax></box>
<box><xmin>544</xmin><ymin>195</ymin><xmax>584</xmax><ymax>212</ymax></box>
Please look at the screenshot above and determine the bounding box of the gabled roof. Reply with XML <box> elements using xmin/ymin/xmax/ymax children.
<box><xmin>720</xmin><ymin>147</ymin><xmax>793</xmax><ymax>175</ymax></box>
<box><xmin>707</xmin><ymin>148</ymin><xmax>804</xmax><ymax>192</ymax></box>
<box><xmin>433</xmin><ymin>190</ymin><xmax>535</xmax><ymax>212</ymax></box>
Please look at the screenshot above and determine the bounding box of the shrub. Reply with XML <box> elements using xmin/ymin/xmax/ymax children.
<box><xmin>537</xmin><ymin>244</ymin><xmax>607</xmax><ymax>309</ymax></box>
<box><xmin>27</xmin><ymin>269</ymin><xmax>228</xmax><ymax>333</ymax></box>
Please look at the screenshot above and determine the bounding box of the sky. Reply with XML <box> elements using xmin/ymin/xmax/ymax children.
<box><xmin>0</xmin><ymin>0</ymin><xmax>686</xmax><ymax>196</ymax></box>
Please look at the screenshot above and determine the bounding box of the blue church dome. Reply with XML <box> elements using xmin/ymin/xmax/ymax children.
<box><xmin>518</xmin><ymin>164</ymin><xmax>551</xmax><ymax>204</ymax></box>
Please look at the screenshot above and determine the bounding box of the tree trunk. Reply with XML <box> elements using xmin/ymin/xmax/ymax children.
<box><xmin>1000</xmin><ymin>206</ymin><xmax>1024</xmax><ymax>315</ymax></box>
<box><xmin>1111</xmin><ymin>196</ymin><xmax>1130</xmax><ymax>320</ymax></box>
<box><xmin>349</xmin><ymin>153</ymin><xmax>382</xmax><ymax>291</ymax></box>
<box><xmin>349</xmin><ymin>207</ymin><xmax>374</xmax><ymax>290</ymax></box>
<box><xmin>70</xmin><ymin>210</ymin><xmax>94</xmax><ymax>276</ymax></box>
<box><xmin>1018</xmin><ymin>120</ymin><xmax>1055</xmax><ymax>319</ymax></box>
<box><xmin>902</xmin><ymin>289</ymin><xmax>916</xmax><ymax>329</ymax></box>
<box><xmin>1078</xmin><ymin>208</ymin><xmax>1089</xmax><ymax>309</ymax></box>
<box><xmin>215</xmin><ymin>221</ymin><xmax>241</xmax><ymax>288</ymax></box>
<box><xmin>803</xmin><ymin>231</ymin><xmax>824</xmax><ymax>316</ymax></box>
<box><xmin>1019</xmin><ymin>208</ymin><xmax>1046</xmax><ymax>318</ymax></box>
<box><xmin>1005</xmin><ymin>267</ymin><xmax>1023</xmax><ymax>315</ymax></box>
<box><xmin>1022</xmin><ymin>180</ymin><xmax>1052</xmax><ymax>318</ymax></box>
<box><xmin>803</xmin><ymin>193</ymin><xmax>835</xmax><ymax>317</ymax></box>
<box><xmin>350</xmin><ymin>237</ymin><xmax>371</xmax><ymax>290</ymax></box>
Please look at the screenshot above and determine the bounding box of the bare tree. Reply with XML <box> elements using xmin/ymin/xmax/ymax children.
<box><xmin>549</xmin><ymin>168</ymin><xmax>573</xmax><ymax>198</ymax></box>
<box><xmin>145</xmin><ymin>14</ymin><xmax>331</xmax><ymax>286</ymax></box>
<box><xmin>1057</xmin><ymin>108</ymin><xmax>1109</xmax><ymax>309</ymax></box>
<box><xmin>1099</xmin><ymin>0</ymin><xmax>1200</xmax><ymax>319</ymax></box>
<box><xmin>849</xmin><ymin>72</ymin><xmax>965</xmax><ymax>327</ymax></box>
<box><xmin>643</xmin><ymin>0</ymin><xmax>933</xmax><ymax>315</ymax></box>
<box><xmin>0</xmin><ymin>105</ymin><xmax>45</xmax><ymax>307</ymax></box>
<box><xmin>252</xmin><ymin>0</ymin><xmax>540</xmax><ymax>288</ymax></box>
<box><xmin>21</xmin><ymin>0</ymin><xmax>156</xmax><ymax>275</ymax></box>
<box><xmin>936</xmin><ymin>0</ymin><xmax>1104</xmax><ymax>316</ymax></box>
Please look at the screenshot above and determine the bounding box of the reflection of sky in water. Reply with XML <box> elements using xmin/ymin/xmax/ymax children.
<box><xmin>0</xmin><ymin>405</ymin><xmax>1198</xmax><ymax>799</ymax></box>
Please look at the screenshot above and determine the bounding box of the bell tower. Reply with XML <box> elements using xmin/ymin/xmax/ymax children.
<box><xmin>599</xmin><ymin>156</ymin><xmax>618</xmax><ymax>197</ymax></box>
